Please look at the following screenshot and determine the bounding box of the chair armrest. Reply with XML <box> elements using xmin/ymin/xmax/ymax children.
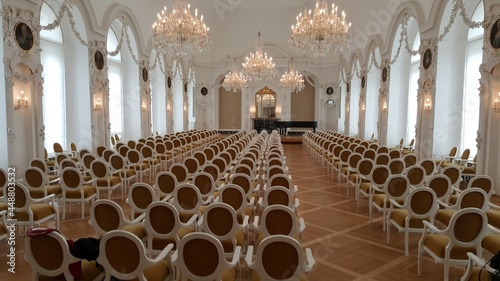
<box><xmin>249</xmin><ymin>197</ymin><xmax>255</xmax><ymax>206</ymax></box>
<box><xmin>253</xmin><ymin>216</ymin><xmax>259</xmax><ymax>228</ymax></box>
<box><xmin>437</xmin><ymin>199</ymin><xmax>451</xmax><ymax>209</ymax></box>
<box><xmin>298</xmin><ymin>217</ymin><xmax>306</xmax><ymax>232</ymax></box>
<box><xmin>241</xmin><ymin>215</ymin><xmax>250</xmax><ymax>228</ymax></box>
<box><xmin>228</xmin><ymin>246</ymin><xmax>242</xmax><ymax>266</ymax></box>
<box><xmin>31</xmin><ymin>193</ymin><xmax>56</xmax><ymax>203</ymax></box>
<box><xmin>130</xmin><ymin>213</ymin><xmax>146</xmax><ymax>224</ymax></box>
<box><xmin>160</xmin><ymin>195</ymin><xmax>172</xmax><ymax>202</ymax></box>
<box><xmin>488</xmin><ymin>224</ymin><xmax>500</xmax><ymax>234</ymax></box>
<box><xmin>153</xmin><ymin>243</ymin><xmax>174</xmax><ymax>262</ymax></box>
<box><xmin>245</xmin><ymin>245</ymin><xmax>255</xmax><ymax>266</ymax></box>
<box><xmin>254</xmin><ymin>184</ymin><xmax>261</xmax><ymax>192</ymax></box>
<box><xmin>422</xmin><ymin>220</ymin><xmax>440</xmax><ymax>233</ymax></box>
<box><xmin>489</xmin><ymin>202</ymin><xmax>500</xmax><ymax>210</ymax></box>
<box><xmin>185</xmin><ymin>214</ymin><xmax>199</xmax><ymax>227</ymax></box>
<box><xmin>388</xmin><ymin>198</ymin><xmax>404</xmax><ymax>209</ymax></box>
<box><xmin>294</xmin><ymin>198</ymin><xmax>300</xmax><ymax>208</ymax></box>
<box><xmin>304</xmin><ymin>248</ymin><xmax>316</xmax><ymax>272</ymax></box>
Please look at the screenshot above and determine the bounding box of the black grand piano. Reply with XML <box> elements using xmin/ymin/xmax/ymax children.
<box><xmin>276</xmin><ymin>121</ymin><xmax>317</xmax><ymax>135</ymax></box>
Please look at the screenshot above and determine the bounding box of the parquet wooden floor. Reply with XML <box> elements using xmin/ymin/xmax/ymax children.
<box><xmin>0</xmin><ymin>139</ymin><xmax>490</xmax><ymax>280</ymax></box>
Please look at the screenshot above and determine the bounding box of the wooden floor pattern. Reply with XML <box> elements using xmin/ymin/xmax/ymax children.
<box><xmin>0</xmin><ymin>140</ymin><xmax>482</xmax><ymax>280</ymax></box>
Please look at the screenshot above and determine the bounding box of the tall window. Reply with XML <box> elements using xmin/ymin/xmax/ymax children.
<box><xmin>40</xmin><ymin>4</ymin><xmax>65</xmax><ymax>153</ymax></box>
<box><xmin>406</xmin><ymin>34</ymin><xmax>420</xmax><ymax>144</ymax></box>
<box><xmin>462</xmin><ymin>2</ymin><xmax>484</xmax><ymax>157</ymax></box>
<box><xmin>107</xmin><ymin>30</ymin><xmax>123</xmax><ymax>139</ymax></box>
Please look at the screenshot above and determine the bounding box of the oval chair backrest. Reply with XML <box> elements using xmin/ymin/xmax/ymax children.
<box><xmin>170</xmin><ymin>163</ymin><xmax>188</xmax><ymax>183</ymax></box>
<box><xmin>265</xmin><ymin>186</ymin><xmax>292</xmax><ymax>207</ymax></box>
<box><xmin>385</xmin><ymin>175</ymin><xmax>410</xmax><ymax>200</ymax></box>
<box><xmin>388</xmin><ymin>159</ymin><xmax>405</xmax><ymax>175</ymax></box>
<box><xmin>156</xmin><ymin>172</ymin><xmax>178</xmax><ymax>195</ymax></box>
<box><xmin>357</xmin><ymin>159</ymin><xmax>374</xmax><ymax>178</ymax></box>
<box><xmin>24</xmin><ymin>167</ymin><xmax>45</xmax><ymax>189</ymax></box>
<box><xmin>468</xmin><ymin>176</ymin><xmax>494</xmax><ymax>197</ymax></box>
<box><xmin>91</xmin><ymin>200</ymin><xmax>122</xmax><ymax>234</ymax></box>
<box><xmin>203</xmin><ymin>203</ymin><xmax>238</xmax><ymax>240</ymax></box>
<box><xmin>60</xmin><ymin>168</ymin><xmax>83</xmax><ymax>190</ymax></box>
<box><xmin>375</xmin><ymin>154</ymin><xmax>390</xmax><ymax>165</ymax></box>
<box><xmin>219</xmin><ymin>184</ymin><xmax>246</xmax><ymax>214</ymax></box>
<box><xmin>183</xmin><ymin>157</ymin><xmax>199</xmax><ymax>175</ymax></box>
<box><xmin>203</xmin><ymin>164</ymin><xmax>220</xmax><ymax>183</ymax></box>
<box><xmin>257</xmin><ymin>235</ymin><xmax>302</xmax><ymax>281</ymax></box>
<box><xmin>419</xmin><ymin>159</ymin><xmax>436</xmax><ymax>176</ymax></box>
<box><xmin>230</xmin><ymin>173</ymin><xmax>253</xmax><ymax>196</ymax></box>
<box><xmin>449</xmin><ymin>208</ymin><xmax>487</xmax><ymax>247</ymax></box>
<box><xmin>192</xmin><ymin>172</ymin><xmax>215</xmax><ymax>197</ymax></box>
<box><xmin>370</xmin><ymin>166</ymin><xmax>391</xmax><ymax>187</ymax></box>
<box><xmin>0</xmin><ymin>168</ymin><xmax>6</xmax><ymax>190</ymax></box>
<box><xmin>262</xmin><ymin>206</ymin><xmax>295</xmax><ymax>236</ymax></box>
<box><xmin>27</xmin><ymin>230</ymin><xmax>67</xmax><ymax>277</ymax></box>
<box><xmin>176</xmin><ymin>233</ymin><xmax>225</xmax><ymax>281</ymax></box>
<box><xmin>30</xmin><ymin>159</ymin><xmax>48</xmax><ymax>174</ymax></box>
<box><xmin>441</xmin><ymin>166</ymin><xmax>461</xmax><ymax>186</ymax></box>
<box><xmin>457</xmin><ymin>188</ymin><xmax>488</xmax><ymax>210</ymax></box>
<box><xmin>269</xmin><ymin>174</ymin><xmax>292</xmax><ymax>190</ymax></box>
<box><xmin>145</xmin><ymin>202</ymin><xmax>178</xmax><ymax>237</ymax></box>
<box><xmin>174</xmin><ymin>184</ymin><xmax>200</xmax><ymax>211</ymax></box>
<box><xmin>83</xmin><ymin>154</ymin><xmax>96</xmax><ymax>170</ymax></box>
<box><xmin>193</xmin><ymin>152</ymin><xmax>206</xmax><ymax>167</ymax></box>
<box><xmin>408</xmin><ymin>188</ymin><xmax>437</xmax><ymax>218</ymax></box>
<box><xmin>109</xmin><ymin>154</ymin><xmax>126</xmax><ymax>170</ymax></box>
<box><xmin>91</xmin><ymin>159</ymin><xmax>109</xmax><ymax>179</ymax></box>
<box><xmin>389</xmin><ymin>150</ymin><xmax>401</xmax><ymax>159</ymax></box>
<box><xmin>405</xmin><ymin>166</ymin><xmax>426</xmax><ymax>187</ymax></box>
<box><xmin>129</xmin><ymin>183</ymin><xmax>156</xmax><ymax>214</ymax></box>
<box><xmin>426</xmin><ymin>175</ymin><xmax>451</xmax><ymax>201</ymax></box>
<box><xmin>53</xmin><ymin>142</ymin><xmax>64</xmax><ymax>153</ymax></box>
<box><xmin>99</xmin><ymin>230</ymin><xmax>143</xmax><ymax>279</ymax></box>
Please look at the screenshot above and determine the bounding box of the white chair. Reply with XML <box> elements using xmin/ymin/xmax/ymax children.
<box><xmin>245</xmin><ymin>235</ymin><xmax>315</xmax><ymax>281</ymax></box>
<box><xmin>98</xmin><ymin>229</ymin><xmax>173</xmax><ymax>281</ymax></box>
<box><xmin>417</xmin><ymin>208</ymin><xmax>488</xmax><ymax>281</ymax></box>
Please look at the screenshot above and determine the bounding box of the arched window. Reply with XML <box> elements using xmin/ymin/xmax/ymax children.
<box><xmin>349</xmin><ymin>62</ymin><xmax>360</xmax><ymax>136</ymax></box>
<box><xmin>366</xmin><ymin>48</ymin><xmax>381</xmax><ymax>140</ymax></box>
<box><xmin>406</xmin><ymin>33</ymin><xmax>420</xmax><ymax>144</ymax></box>
<box><xmin>462</xmin><ymin>2</ymin><xmax>484</xmax><ymax>157</ymax></box>
<box><xmin>40</xmin><ymin>3</ymin><xmax>65</xmax><ymax>153</ymax></box>
<box><xmin>434</xmin><ymin>0</ymin><xmax>483</xmax><ymax>157</ymax></box>
<box><xmin>107</xmin><ymin>29</ymin><xmax>123</xmax><ymax>140</ymax></box>
<box><xmin>151</xmin><ymin>50</ymin><xmax>167</xmax><ymax>135</ymax></box>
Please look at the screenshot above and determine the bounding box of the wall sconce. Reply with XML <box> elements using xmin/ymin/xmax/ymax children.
<box><xmin>382</xmin><ymin>102</ymin><xmax>387</xmax><ymax>112</ymax></box>
<box><xmin>250</xmin><ymin>107</ymin><xmax>256</xmax><ymax>116</ymax></box>
<box><xmin>183</xmin><ymin>105</ymin><xmax>187</xmax><ymax>112</ymax></box>
<box><xmin>494</xmin><ymin>92</ymin><xmax>500</xmax><ymax>113</ymax></box>
<box><xmin>93</xmin><ymin>97</ymin><xmax>102</xmax><ymax>111</ymax></box>
<box><xmin>275</xmin><ymin>107</ymin><xmax>282</xmax><ymax>115</ymax></box>
<box><xmin>167</xmin><ymin>103</ymin><xmax>171</xmax><ymax>112</ymax></box>
<box><xmin>424</xmin><ymin>98</ymin><xmax>432</xmax><ymax>112</ymax></box>
<box><xmin>361</xmin><ymin>104</ymin><xmax>366</xmax><ymax>111</ymax></box>
<box><xmin>141</xmin><ymin>102</ymin><xmax>147</xmax><ymax>112</ymax></box>
<box><xmin>14</xmin><ymin>90</ymin><xmax>29</xmax><ymax>111</ymax></box>
<box><xmin>347</xmin><ymin>106</ymin><xmax>350</xmax><ymax>113</ymax></box>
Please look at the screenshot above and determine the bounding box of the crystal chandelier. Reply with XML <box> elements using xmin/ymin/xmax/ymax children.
<box><xmin>289</xmin><ymin>0</ymin><xmax>352</xmax><ymax>57</ymax></box>
<box><xmin>221</xmin><ymin>58</ymin><xmax>248</xmax><ymax>92</ymax></box>
<box><xmin>242</xmin><ymin>31</ymin><xmax>276</xmax><ymax>81</ymax></box>
<box><xmin>152</xmin><ymin>0</ymin><xmax>211</xmax><ymax>58</ymax></box>
<box><xmin>280</xmin><ymin>58</ymin><xmax>305</xmax><ymax>93</ymax></box>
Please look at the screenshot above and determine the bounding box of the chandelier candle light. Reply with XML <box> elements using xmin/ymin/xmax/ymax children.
<box><xmin>242</xmin><ymin>31</ymin><xmax>276</xmax><ymax>81</ymax></box>
<box><xmin>280</xmin><ymin>58</ymin><xmax>304</xmax><ymax>93</ymax></box>
<box><xmin>222</xmin><ymin>58</ymin><xmax>248</xmax><ymax>92</ymax></box>
<box><xmin>152</xmin><ymin>0</ymin><xmax>211</xmax><ymax>58</ymax></box>
<box><xmin>289</xmin><ymin>0</ymin><xmax>352</xmax><ymax>57</ymax></box>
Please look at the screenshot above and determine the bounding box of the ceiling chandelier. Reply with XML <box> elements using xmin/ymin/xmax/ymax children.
<box><xmin>280</xmin><ymin>58</ymin><xmax>305</xmax><ymax>93</ymax></box>
<box><xmin>221</xmin><ymin>58</ymin><xmax>248</xmax><ymax>92</ymax></box>
<box><xmin>289</xmin><ymin>0</ymin><xmax>352</xmax><ymax>57</ymax></box>
<box><xmin>242</xmin><ymin>31</ymin><xmax>276</xmax><ymax>81</ymax></box>
<box><xmin>151</xmin><ymin>0</ymin><xmax>211</xmax><ymax>58</ymax></box>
